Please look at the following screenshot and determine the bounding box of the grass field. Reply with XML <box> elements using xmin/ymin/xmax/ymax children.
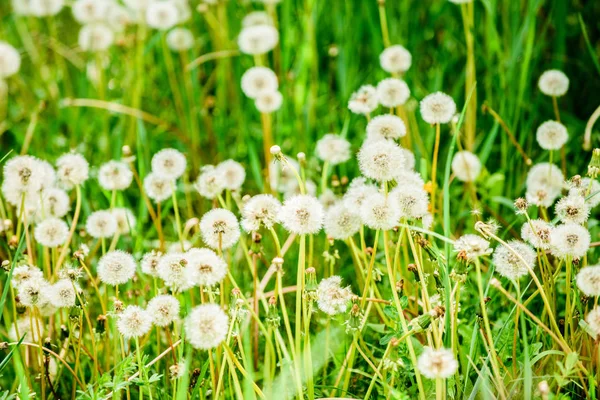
<box><xmin>1</xmin><ymin>0</ymin><xmax>600</xmax><ymax>399</ymax></box>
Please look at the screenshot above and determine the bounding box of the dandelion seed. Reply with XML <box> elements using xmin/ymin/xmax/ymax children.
<box><xmin>216</xmin><ymin>160</ymin><xmax>246</xmax><ymax>191</ymax></box>
<box><xmin>185</xmin><ymin>304</ymin><xmax>229</xmax><ymax>350</ymax></box>
<box><xmin>147</xmin><ymin>295</ymin><xmax>180</xmax><ymax>326</ymax></box>
<box><xmin>536</xmin><ymin>121</ymin><xmax>568</xmax><ymax>151</ymax></box>
<box><xmin>46</xmin><ymin>279</ymin><xmax>77</xmax><ymax>308</ymax></box>
<box><xmin>86</xmin><ymin>210</ymin><xmax>117</xmax><ymax>239</ymax></box>
<box><xmin>358</xmin><ymin>139</ymin><xmax>406</xmax><ymax>182</ymax></box>
<box><xmin>98</xmin><ymin>160</ymin><xmax>133</xmax><ymax>191</ymax></box>
<box><xmin>376</xmin><ymin>78</ymin><xmax>410</xmax><ymax>108</ymax></box>
<box><xmin>141</xmin><ymin>250</ymin><xmax>162</xmax><ymax>277</ymax></box>
<box><xmin>451</xmin><ymin>151</ymin><xmax>482</xmax><ymax>183</ymax></box>
<box><xmin>366</xmin><ymin>115</ymin><xmax>407</xmax><ymax>141</ymax></box>
<box><xmin>550</xmin><ymin>223</ymin><xmax>591</xmax><ymax>259</ymax></box>
<box><xmin>538</xmin><ymin>69</ymin><xmax>569</xmax><ymax>97</ymax></box>
<box><xmin>453</xmin><ymin>234</ymin><xmax>492</xmax><ymax>262</ymax></box>
<box><xmin>144</xmin><ymin>172</ymin><xmax>174</xmax><ymax>203</ymax></box>
<box><xmin>390</xmin><ymin>184</ymin><xmax>429</xmax><ymax>220</ymax></box>
<box><xmin>417</xmin><ymin>347</ymin><xmax>458</xmax><ymax>379</ymax></box>
<box><xmin>255</xmin><ymin>90</ymin><xmax>283</xmax><ymax>113</ymax></box>
<box><xmin>40</xmin><ymin>188</ymin><xmax>70</xmax><ymax>218</ymax></box>
<box><xmin>186</xmin><ymin>248</ymin><xmax>228</xmax><ymax>287</ymax></box>
<box><xmin>360</xmin><ymin>192</ymin><xmax>400</xmax><ymax>231</ymax></box>
<box><xmin>18</xmin><ymin>278</ymin><xmax>49</xmax><ymax>307</ymax></box>
<box><xmin>241</xmin><ymin>194</ymin><xmax>282</xmax><ymax>232</ymax></box>
<box><xmin>316</xmin><ymin>276</ymin><xmax>353</xmax><ymax>315</ymax></box>
<box><xmin>56</xmin><ymin>153</ymin><xmax>90</xmax><ymax>189</ymax></box>
<box><xmin>200</xmin><ymin>209</ymin><xmax>241</xmax><ymax>250</ymax></box>
<box><xmin>152</xmin><ymin>148</ymin><xmax>187</xmax><ymax>180</ymax></box>
<box><xmin>157</xmin><ymin>252</ymin><xmax>192</xmax><ymax>291</ymax></box>
<box><xmin>79</xmin><ymin>24</ymin><xmax>114</xmax><ymax>52</ymax></box>
<box><xmin>324</xmin><ymin>202</ymin><xmax>361</xmax><ymax>240</ymax></box>
<box><xmin>34</xmin><ymin>217</ymin><xmax>69</xmax><ymax>248</ymax></box>
<box><xmin>97</xmin><ymin>250</ymin><xmax>137</xmax><ymax>286</ymax></box>
<box><xmin>2</xmin><ymin>155</ymin><xmax>44</xmax><ymax>205</ymax></box>
<box><xmin>348</xmin><ymin>85</ymin><xmax>378</xmax><ymax>115</ymax></box>
<box><xmin>0</xmin><ymin>41</ymin><xmax>21</xmax><ymax>79</ymax></box>
<box><xmin>166</xmin><ymin>27</ymin><xmax>194</xmax><ymax>52</ymax></box>
<box><xmin>576</xmin><ymin>265</ymin><xmax>600</xmax><ymax>297</ymax></box>
<box><xmin>194</xmin><ymin>165</ymin><xmax>225</xmax><ymax>200</ymax></box>
<box><xmin>521</xmin><ymin>219</ymin><xmax>553</xmax><ymax>250</ymax></box>
<box><xmin>117</xmin><ymin>305</ymin><xmax>153</xmax><ymax>339</ymax></box>
<box><xmin>492</xmin><ymin>240</ymin><xmax>536</xmax><ymax>280</ymax></box>
<box><xmin>379</xmin><ymin>45</ymin><xmax>412</xmax><ymax>74</ymax></box>
<box><xmin>278</xmin><ymin>194</ymin><xmax>324</xmax><ymax>235</ymax></box>
<box><xmin>555</xmin><ymin>193</ymin><xmax>589</xmax><ymax>225</ymax></box>
<box><xmin>316</xmin><ymin>134</ymin><xmax>351</xmax><ymax>165</ymax></box>
<box><xmin>238</xmin><ymin>24</ymin><xmax>279</xmax><ymax>55</ymax></box>
<box><xmin>420</xmin><ymin>92</ymin><xmax>456</xmax><ymax>125</ymax></box>
<box><xmin>241</xmin><ymin>67</ymin><xmax>278</xmax><ymax>99</ymax></box>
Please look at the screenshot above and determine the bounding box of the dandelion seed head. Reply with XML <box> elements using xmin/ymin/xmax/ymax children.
<box><xmin>358</xmin><ymin>139</ymin><xmax>406</xmax><ymax>182</ymax></box>
<box><xmin>200</xmin><ymin>209</ymin><xmax>241</xmax><ymax>250</ymax></box>
<box><xmin>492</xmin><ymin>240</ymin><xmax>536</xmax><ymax>280</ymax></box>
<box><xmin>185</xmin><ymin>303</ymin><xmax>229</xmax><ymax>350</ymax></box>
<box><xmin>521</xmin><ymin>219</ymin><xmax>553</xmax><ymax>250</ymax></box>
<box><xmin>586</xmin><ymin>307</ymin><xmax>600</xmax><ymax>338</ymax></box>
<box><xmin>72</xmin><ymin>0</ymin><xmax>111</xmax><ymax>24</ymax></box>
<box><xmin>453</xmin><ymin>234</ymin><xmax>492</xmax><ymax>262</ymax></box>
<box><xmin>29</xmin><ymin>0</ymin><xmax>64</xmax><ymax>17</ymax></box>
<box><xmin>18</xmin><ymin>278</ymin><xmax>49</xmax><ymax>307</ymax></box>
<box><xmin>379</xmin><ymin>45</ymin><xmax>412</xmax><ymax>74</ymax></box>
<box><xmin>86</xmin><ymin>210</ymin><xmax>117</xmax><ymax>239</ymax></box>
<box><xmin>360</xmin><ymin>192</ymin><xmax>400</xmax><ymax>230</ymax></box>
<box><xmin>241</xmin><ymin>194</ymin><xmax>282</xmax><ymax>231</ymax></box>
<box><xmin>417</xmin><ymin>347</ymin><xmax>458</xmax><ymax>379</ymax></box>
<box><xmin>538</xmin><ymin>69</ymin><xmax>569</xmax><ymax>97</ymax></box>
<box><xmin>2</xmin><ymin>156</ymin><xmax>45</xmax><ymax>205</ymax></box>
<box><xmin>147</xmin><ymin>294</ymin><xmax>180</xmax><ymax>326</ymax></box>
<box><xmin>186</xmin><ymin>248</ymin><xmax>228</xmax><ymax>287</ymax></box>
<box><xmin>576</xmin><ymin>265</ymin><xmax>600</xmax><ymax>297</ymax></box>
<box><xmin>97</xmin><ymin>250</ymin><xmax>137</xmax><ymax>286</ymax></box>
<box><xmin>112</xmin><ymin>208</ymin><xmax>136</xmax><ymax>235</ymax></box>
<box><xmin>0</xmin><ymin>41</ymin><xmax>21</xmax><ymax>79</ymax></box>
<box><xmin>117</xmin><ymin>305</ymin><xmax>153</xmax><ymax>338</ymax></box>
<box><xmin>450</xmin><ymin>151</ymin><xmax>482</xmax><ymax>183</ymax></box>
<box><xmin>152</xmin><ymin>148</ymin><xmax>187</xmax><ymax>180</ymax></box>
<box><xmin>348</xmin><ymin>85</ymin><xmax>378</xmax><ymax>115</ymax></box>
<box><xmin>238</xmin><ymin>24</ymin><xmax>279</xmax><ymax>55</ymax></box>
<box><xmin>394</xmin><ymin>169</ymin><xmax>425</xmax><ymax>187</ymax></box>
<box><xmin>390</xmin><ymin>184</ymin><xmax>429</xmax><ymax>220</ymax></box>
<box><xmin>56</xmin><ymin>153</ymin><xmax>89</xmax><ymax>189</ymax></box>
<box><xmin>144</xmin><ymin>172</ymin><xmax>174</xmax><ymax>203</ymax></box>
<box><xmin>40</xmin><ymin>188</ymin><xmax>70</xmax><ymax>218</ymax></box>
<box><xmin>366</xmin><ymin>115</ymin><xmax>407</xmax><ymax>141</ymax></box>
<box><xmin>536</xmin><ymin>121</ymin><xmax>568</xmax><ymax>150</ymax></box>
<box><xmin>194</xmin><ymin>165</ymin><xmax>225</xmax><ymax>200</ymax></box>
<box><xmin>216</xmin><ymin>160</ymin><xmax>246</xmax><ymax>191</ymax></box>
<box><xmin>316</xmin><ymin>276</ymin><xmax>353</xmax><ymax>315</ymax></box>
<box><xmin>555</xmin><ymin>193</ymin><xmax>589</xmax><ymax>225</ymax></box>
<box><xmin>278</xmin><ymin>194</ymin><xmax>324</xmax><ymax>234</ymax></box>
<box><xmin>46</xmin><ymin>279</ymin><xmax>77</xmax><ymax>308</ymax></box>
<box><xmin>324</xmin><ymin>202</ymin><xmax>361</xmax><ymax>240</ymax></box>
<box><xmin>34</xmin><ymin>217</ymin><xmax>69</xmax><ymax>248</ymax></box>
<box><xmin>316</xmin><ymin>134</ymin><xmax>351</xmax><ymax>165</ymax></box>
<box><xmin>141</xmin><ymin>250</ymin><xmax>162</xmax><ymax>277</ymax></box>
<box><xmin>255</xmin><ymin>90</ymin><xmax>283</xmax><ymax>113</ymax></box>
<box><xmin>342</xmin><ymin>177</ymin><xmax>380</xmax><ymax>214</ymax></box>
<box><xmin>166</xmin><ymin>27</ymin><xmax>194</xmax><ymax>51</ymax></box>
<box><xmin>98</xmin><ymin>160</ymin><xmax>133</xmax><ymax>191</ymax></box>
<box><xmin>420</xmin><ymin>92</ymin><xmax>456</xmax><ymax>125</ymax></box>
<box><xmin>146</xmin><ymin>0</ymin><xmax>179</xmax><ymax>30</ymax></box>
<box><xmin>11</xmin><ymin>265</ymin><xmax>44</xmax><ymax>289</ymax></box>
<box><xmin>376</xmin><ymin>78</ymin><xmax>410</xmax><ymax>108</ymax></box>
<box><xmin>550</xmin><ymin>223</ymin><xmax>591</xmax><ymax>260</ymax></box>
<box><xmin>319</xmin><ymin>189</ymin><xmax>339</xmax><ymax>210</ymax></box>
<box><xmin>241</xmin><ymin>67</ymin><xmax>278</xmax><ymax>99</ymax></box>
<box><xmin>79</xmin><ymin>23</ymin><xmax>114</xmax><ymax>52</ymax></box>
<box><xmin>156</xmin><ymin>252</ymin><xmax>192</xmax><ymax>291</ymax></box>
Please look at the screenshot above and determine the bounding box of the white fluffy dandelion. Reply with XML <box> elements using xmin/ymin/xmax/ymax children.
<box><xmin>79</xmin><ymin>24</ymin><xmax>114</xmax><ymax>52</ymax></box>
<box><xmin>241</xmin><ymin>67</ymin><xmax>278</xmax><ymax>99</ymax></box>
<box><xmin>194</xmin><ymin>165</ymin><xmax>225</xmax><ymax>200</ymax></box>
<box><xmin>216</xmin><ymin>160</ymin><xmax>246</xmax><ymax>191</ymax></box>
<box><xmin>0</xmin><ymin>41</ymin><xmax>21</xmax><ymax>79</ymax></box>
<box><xmin>117</xmin><ymin>305</ymin><xmax>153</xmax><ymax>339</ymax></box>
<box><xmin>146</xmin><ymin>0</ymin><xmax>179</xmax><ymax>30</ymax></box>
<box><xmin>420</xmin><ymin>92</ymin><xmax>456</xmax><ymax>125</ymax></box>
<box><xmin>241</xmin><ymin>194</ymin><xmax>282</xmax><ymax>232</ymax></box>
<box><xmin>324</xmin><ymin>202</ymin><xmax>361</xmax><ymax>240</ymax></box>
<box><xmin>538</xmin><ymin>69</ymin><xmax>569</xmax><ymax>97</ymax></box>
<box><xmin>278</xmin><ymin>194</ymin><xmax>324</xmax><ymax>235</ymax></box>
<box><xmin>97</xmin><ymin>250</ymin><xmax>137</xmax><ymax>286</ymax></box>
<box><xmin>586</xmin><ymin>307</ymin><xmax>600</xmax><ymax>338</ymax></box>
<box><xmin>390</xmin><ymin>184</ymin><xmax>429</xmax><ymax>220</ymax></box>
<box><xmin>56</xmin><ymin>153</ymin><xmax>89</xmax><ymax>189</ymax></box>
<box><xmin>417</xmin><ymin>347</ymin><xmax>458</xmax><ymax>379</ymax></box>
<box><xmin>144</xmin><ymin>172</ymin><xmax>174</xmax><ymax>203</ymax></box>
<box><xmin>200</xmin><ymin>209</ymin><xmax>241</xmax><ymax>250</ymax></box>
<box><xmin>366</xmin><ymin>115</ymin><xmax>407</xmax><ymax>141</ymax></box>
<box><xmin>555</xmin><ymin>193</ymin><xmax>589</xmax><ymax>225</ymax></box>
<box><xmin>316</xmin><ymin>134</ymin><xmax>351</xmax><ymax>165</ymax></box>
<box><xmin>86</xmin><ymin>210</ymin><xmax>117</xmax><ymax>239</ymax></box>
<box><xmin>152</xmin><ymin>148</ymin><xmax>187</xmax><ymax>180</ymax></box>
<box><xmin>255</xmin><ymin>90</ymin><xmax>283</xmax><ymax>113</ymax></box>
<box><xmin>358</xmin><ymin>139</ymin><xmax>406</xmax><ymax>182</ymax></box>
<box><xmin>147</xmin><ymin>295</ymin><xmax>180</xmax><ymax>326</ymax></box>
<box><xmin>376</xmin><ymin>78</ymin><xmax>410</xmax><ymax>108</ymax></box>
<box><xmin>186</xmin><ymin>248</ymin><xmax>228</xmax><ymax>287</ymax></box>
<box><xmin>156</xmin><ymin>252</ymin><xmax>192</xmax><ymax>291</ymax></box>
<box><xmin>185</xmin><ymin>304</ymin><xmax>229</xmax><ymax>350</ymax></box>
<box><xmin>379</xmin><ymin>45</ymin><xmax>412</xmax><ymax>74</ymax></box>
<box><xmin>238</xmin><ymin>24</ymin><xmax>279</xmax><ymax>55</ymax></box>
<box><xmin>72</xmin><ymin>0</ymin><xmax>111</xmax><ymax>24</ymax></box>
<box><xmin>360</xmin><ymin>192</ymin><xmax>400</xmax><ymax>230</ymax></box>
<box><xmin>521</xmin><ymin>219</ymin><xmax>553</xmax><ymax>250</ymax></box>
<box><xmin>492</xmin><ymin>240</ymin><xmax>536</xmax><ymax>280</ymax></box>
<box><xmin>451</xmin><ymin>151</ymin><xmax>482</xmax><ymax>183</ymax></box>
<box><xmin>18</xmin><ymin>278</ymin><xmax>49</xmax><ymax>307</ymax></box>
<box><xmin>46</xmin><ymin>279</ymin><xmax>77</xmax><ymax>308</ymax></box>
<box><xmin>140</xmin><ymin>250</ymin><xmax>162</xmax><ymax>277</ymax></box>
<box><xmin>576</xmin><ymin>265</ymin><xmax>600</xmax><ymax>297</ymax></box>
<box><xmin>98</xmin><ymin>160</ymin><xmax>133</xmax><ymax>191</ymax></box>
<box><xmin>112</xmin><ymin>208</ymin><xmax>136</xmax><ymax>235</ymax></box>
<box><xmin>29</xmin><ymin>0</ymin><xmax>64</xmax><ymax>17</ymax></box>
<box><xmin>342</xmin><ymin>178</ymin><xmax>380</xmax><ymax>214</ymax></box>
<box><xmin>550</xmin><ymin>223</ymin><xmax>591</xmax><ymax>259</ymax></box>
<box><xmin>536</xmin><ymin>121</ymin><xmax>568</xmax><ymax>150</ymax></box>
<box><xmin>348</xmin><ymin>85</ymin><xmax>378</xmax><ymax>115</ymax></box>
<box><xmin>453</xmin><ymin>234</ymin><xmax>492</xmax><ymax>262</ymax></box>
<box><xmin>317</xmin><ymin>276</ymin><xmax>353</xmax><ymax>315</ymax></box>
<box><xmin>166</xmin><ymin>27</ymin><xmax>194</xmax><ymax>52</ymax></box>
<box><xmin>11</xmin><ymin>265</ymin><xmax>44</xmax><ymax>289</ymax></box>
<box><xmin>34</xmin><ymin>218</ymin><xmax>68</xmax><ymax>248</ymax></box>
<box><xmin>41</xmin><ymin>188</ymin><xmax>70</xmax><ymax>218</ymax></box>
